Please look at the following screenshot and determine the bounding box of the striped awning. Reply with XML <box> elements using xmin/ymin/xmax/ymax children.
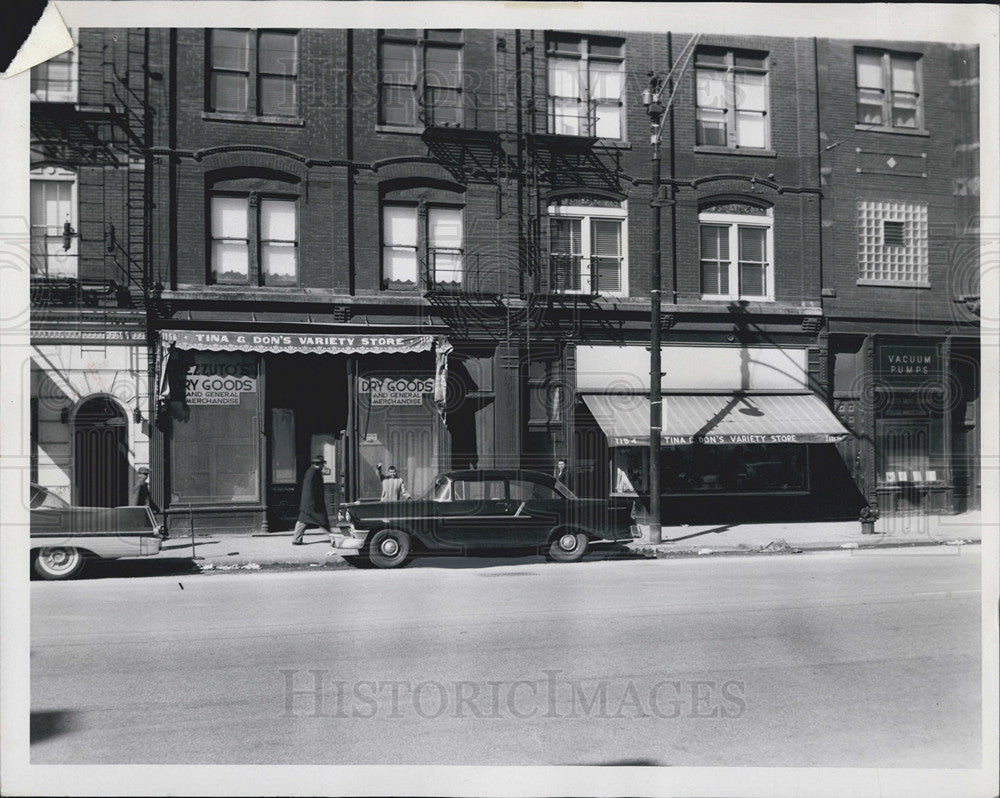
<box><xmin>582</xmin><ymin>393</ymin><xmax>850</xmax><ymax>447</ymax></box>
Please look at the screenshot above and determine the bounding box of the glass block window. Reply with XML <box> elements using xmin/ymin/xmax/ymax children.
<box><xmin>857</xmin><ymin>201</ymin><xmax>928</xmax><ymax>284</ymax></box>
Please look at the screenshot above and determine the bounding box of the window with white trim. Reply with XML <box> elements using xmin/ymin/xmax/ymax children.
<box><xmin>548</xmin><ymin>198</ymin><xmax>627</xmax><ymax>295</ymax></box>
<box><xmin>208</xmin><ymin>29</ymin><xmax>299</xmax><ymax>117</ymax></box>
<box><xmin>382</xmin><ymin>203</ymin><xmax>464</xmax><ymax>289</ymax></box>
<box><xmin>210</xmin><ymin>194</ymin><xmax>298</xmax><ymax>286</ymax></box>
<box><xmin>855</xmin><ymin>49</ymin><xmax>923</xmax><ymax>131</ymax></box>
<box><xmin>857</xmin><ymin>201</ymin><xmax>928</xmax><ymax>285</ymax></box>
<box><xmin>547</xmin><ymin>34</ymin><xmax>625</xmax><ymax>139</ymax></box>
<box><xmin>699</xmin><ymin>203</ymin><xmax>773</xmax><ymax>300</ymax></box>
<box><xmin>30</xmin><ymin>32</ymin><xmax>77</xmax><ymax>102</ymax></box>
<box><xmin>695</xmin><ymin>47</ymin><xmax>769</xmax><ymax>149</ymax></box>
<box><xmin>30</xmin><ymin>168</ymin><xmax>78</xmax><ymax>278</ymax></box>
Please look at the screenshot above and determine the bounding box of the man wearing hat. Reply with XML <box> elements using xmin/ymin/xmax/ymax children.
<box><xmin>292</xmin><ymin>454</ymin><xmax>332</xmax><ymax>545</ymax></box>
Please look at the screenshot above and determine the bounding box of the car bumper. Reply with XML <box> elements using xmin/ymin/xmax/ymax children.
<box><xmin>331</xmin><ymin>525</ymin><xmax>368</xmax><ymax>551</ymax></box>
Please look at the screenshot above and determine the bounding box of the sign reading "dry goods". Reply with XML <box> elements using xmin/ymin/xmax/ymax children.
<box><xmin>186</xmin><ymin>362</ymin><xmax>257</xmax><ymax>405</ymax></box>
<box><xmin>360</xmin><ymin>376</ymin><xmax>434</xmax><ymax>406</ymax></box>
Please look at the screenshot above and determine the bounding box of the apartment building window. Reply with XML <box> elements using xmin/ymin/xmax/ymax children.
<box><xmin>208</xmin><ymin>29</ymin><xmax>298</xmax><ymax>117</ymax></box>
<box><xmin>378</xmin><ymin>30</ymin><xmax>463</xmax><ymax>128</ymax></box>
<box><xmin>547</xmin><ymin>34</ymin><xmax>624</xmax><ymax>139</ymax></box>
<box><xmin>856</xmin><ymin>50</ymin><xmax>922</xmax><ymax>131</ymax></box>
<box><xmin>382</xmin><ymin>203</ymin><xmax>464</xmax><ymax>289</ymax></box>
<box><xmin>30</xmin><ymin>168</ymin><xmax>77</xmax><ymax>279</ymax></box>
<box><xmin>210</xmin><ymin>194</ymin><xmax>298</xmax><ymax>286</ymax></box>
<box><xmin>548</xmin><ymin>199</ymin><xmax>627</xmax><ymax>295</ymax></box>
<box><xmin>857</xmin><ymin>201</ymin><xmax>928</xmax><ymax>285</ymax></box>
<box><xmin>699</xmin><ymin>203</ymin><xmax>773</xmax><ymax>300</ymax></box>
<box><xmin>30</xmin><ymin>46</ymin><xmax>77</xmax><ymax>103</ymax></box>
<box><xmin>695</xmin><ymin>47</ymin><xmax>769</xmax><ymax>149</ymax></box>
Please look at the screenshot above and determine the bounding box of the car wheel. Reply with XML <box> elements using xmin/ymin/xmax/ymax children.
<box><xmin>368</xmin><ymin>529</ymin><xmax>411</xmax><ymax>569</ymax></box>
<box><xmin>548</xmin><ymin>531</ymin><xmax>588</xmax><ymax>563</ymax></box>
<box><xmin>32</xmin><ymin>547</ymin><xmax>87</xmax><ymax>580</ymax></box>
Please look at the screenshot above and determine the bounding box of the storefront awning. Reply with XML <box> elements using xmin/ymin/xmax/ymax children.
<box><xmin>582</xmin><ymin>393</ymin><xmax>850</xmax><ymax>446</ymax></box>
<box><xmin>160</xmin><ymin>329</ymin><xmax>436</xmax><ymax>356</ymax></box>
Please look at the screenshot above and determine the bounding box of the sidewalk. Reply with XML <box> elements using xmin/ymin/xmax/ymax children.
<box><xmin>147</xmin><ymin>511</ymin><xmax>984</xmax><ymax>570</ymax></box>
<box><xmin>630</xmin><ymin>510</ymin><xmax>983</xmax><ymax>557</ymax></box>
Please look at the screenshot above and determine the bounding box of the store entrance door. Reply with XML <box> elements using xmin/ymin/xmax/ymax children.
<box><xmin>265</xmin><ymin>354</ymin><xmax>348</xmax><ymax>531</ymax></box>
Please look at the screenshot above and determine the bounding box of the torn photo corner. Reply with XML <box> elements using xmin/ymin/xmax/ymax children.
<box><xmin>1</xmin><ymin>2</ymin><xmax>73</xmax><ymax>79</ymax></box>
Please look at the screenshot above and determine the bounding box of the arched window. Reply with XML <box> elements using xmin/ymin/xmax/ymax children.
<box><xmin>698</xmin><ymin>201</ymin><xmax>773</xmax><ymax>300</ymax></box>
<box><xmin>380</xmin><ymin>181</ymin><xmax>465</xmax><ymax>290</ymax></box>
<box><xmin>547</xmin><ymin>196</ymin><xmax>628</xmax><ymax>296</ymax></box>
<box><xmin>208</xmin><ymin>171</ymin><xmax>300</xmax><ymax>286</ymax></box>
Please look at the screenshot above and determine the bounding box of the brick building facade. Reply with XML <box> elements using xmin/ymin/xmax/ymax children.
<box><xmin>29</xmin><ymin>28</ymin><xmax>980</xmax><ymax>533</ymax></box>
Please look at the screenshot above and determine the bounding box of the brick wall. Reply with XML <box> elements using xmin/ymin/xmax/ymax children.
<box><xmin>817</xmin><ymin>38</ymin><xmax>980</xmax><ymax>328</ymax></box>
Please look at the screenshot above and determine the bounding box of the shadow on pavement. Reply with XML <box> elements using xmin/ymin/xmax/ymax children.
<box><xmin>399</xmin><ymin>543</ymin><xmax>650</xmax><ymax>571</ymax></box>
<box><xmin>30</xmin><ymin>710</ymin><xmax>79</xmax><ymax>744</ymax></box>
<box><xmin>76</xmin><ymin>557</ymin><xmax>202</xmax><ymax>580</ymax></box>
<box><xmin>661</xmin><ymin>525</ymin><xmax>733</xmax><ymax>543</ymax></box>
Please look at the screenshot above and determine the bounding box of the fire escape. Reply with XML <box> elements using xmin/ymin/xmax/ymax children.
<box><xmin>29</xmin><ymin>29</ymin><xmax>154</xmax><ymax>348</ymax></box>
<box><xmin>418</xmin><ymin>32</ymin><xmax>631</xmax><ymax>342</ymax></box>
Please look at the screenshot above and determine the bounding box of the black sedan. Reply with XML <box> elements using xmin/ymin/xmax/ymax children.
<box><xmin>332</xmin><ymin>469</ymin><xmax>639</xmax><ymax>568</ymax></box>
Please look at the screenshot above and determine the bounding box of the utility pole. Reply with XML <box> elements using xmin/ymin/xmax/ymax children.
<box><xmin>643</xmin><ymin>75</ymin><xmax>665</xmax><ymax>544</ymax></box>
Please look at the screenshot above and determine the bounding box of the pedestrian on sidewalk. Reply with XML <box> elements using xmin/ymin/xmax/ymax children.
<box><xmin>131</xmin><ymin>466</ymin><xmax>167</xmax><ymax>539</ymax></box>
<box><xmin>292</xmin><ymin>455</ymin><xmax>332</xmax><ymax>545</ymax></box>
<box><xmin>377</xmin><ymin>462</ymin><xmax>411</xmax><ymax>501</ymax></box>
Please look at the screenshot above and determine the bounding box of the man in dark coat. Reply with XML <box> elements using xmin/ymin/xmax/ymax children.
<box><xmin>130</xmin><ymin>466</ymin><xmax>166</xmax><ymax>538</ymax></box>
<box><xmin>292</xmin><ymin>455</ymin><xmax>331</xmax><ymax>545</ymax></box>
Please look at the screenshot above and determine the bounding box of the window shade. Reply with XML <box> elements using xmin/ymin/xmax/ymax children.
<box><xmin>212</xmin><ymin>197</ymin><xmax>249</xmax><ymax>238</ymax></box>
<box><xmin>212</xmin><ymin>30</ymin><xmax>249</xmax><ymax>71</ymax></box>
<box><xmin>428</xmin><ymin>207</ymin><xmax>462</xmax><ymax>248</ymax></box>
<box><xmin>261</xmin><ymin>199</ymin><xmax>296</xmax><ymax>241</ymax></box>
<box><xmin>211</xmin><ymin>73</ymin><xmax>248</xmax><ymax>113</ymax></box>
<box><xmin>856</xmin><ymin>53</ymin><xmax>884</xmax><ymax>88</ymax></box>
<box><xmin>425</xmin><ymin>46</ymin><xmax>460</xmax><ymax>88</ymax></box>
<box><xmin>383</xmin><ymin>206</ymin><xmax>417</xmax><ymax>246</ymax></box>
<box><xmin>258</xmin><ymin>31</ymin><xmax>297</xmax><ymax>75</ymax></box>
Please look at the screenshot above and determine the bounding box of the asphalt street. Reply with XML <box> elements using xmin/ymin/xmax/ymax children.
<box><xmin>29</xmin><ymin>547</ymin><xmax>982</xmax><ymax>767</ymax></box>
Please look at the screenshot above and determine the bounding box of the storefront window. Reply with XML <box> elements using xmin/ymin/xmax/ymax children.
<box><xmin>357</xmin><ymin>366</ymin><xmax>439</xmax><ymax>500</ymax></box>
<box><xmin>171</xmin><ymin>353</ymin><xmax>260</xmax><ymax>503</ymax></box>
<box><xmin>611</xmin><ymin>443</ymin><xmax>807</xmax><ymax>495</ymax></box>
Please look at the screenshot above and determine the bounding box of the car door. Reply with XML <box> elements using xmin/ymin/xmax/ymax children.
<box><xmin>434</xmin><ymin>477</ymin><xmax>513</xmax><ymax>551</ymax></box>
<box><xmin>506</xmin><ymin>476</ymin><xmax>564</xmax><ymax>546</ymax></box>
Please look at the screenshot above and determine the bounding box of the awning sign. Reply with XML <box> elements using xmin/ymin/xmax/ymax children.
<box><xmin>160</xmin><ymin>329</ymin><xmax>435</xmax><ymax>355</ymax></box>
<box><xmin>360</xmin><ymin>376</ymin><xmax>433</xmax><ymax>406</ymax></box>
